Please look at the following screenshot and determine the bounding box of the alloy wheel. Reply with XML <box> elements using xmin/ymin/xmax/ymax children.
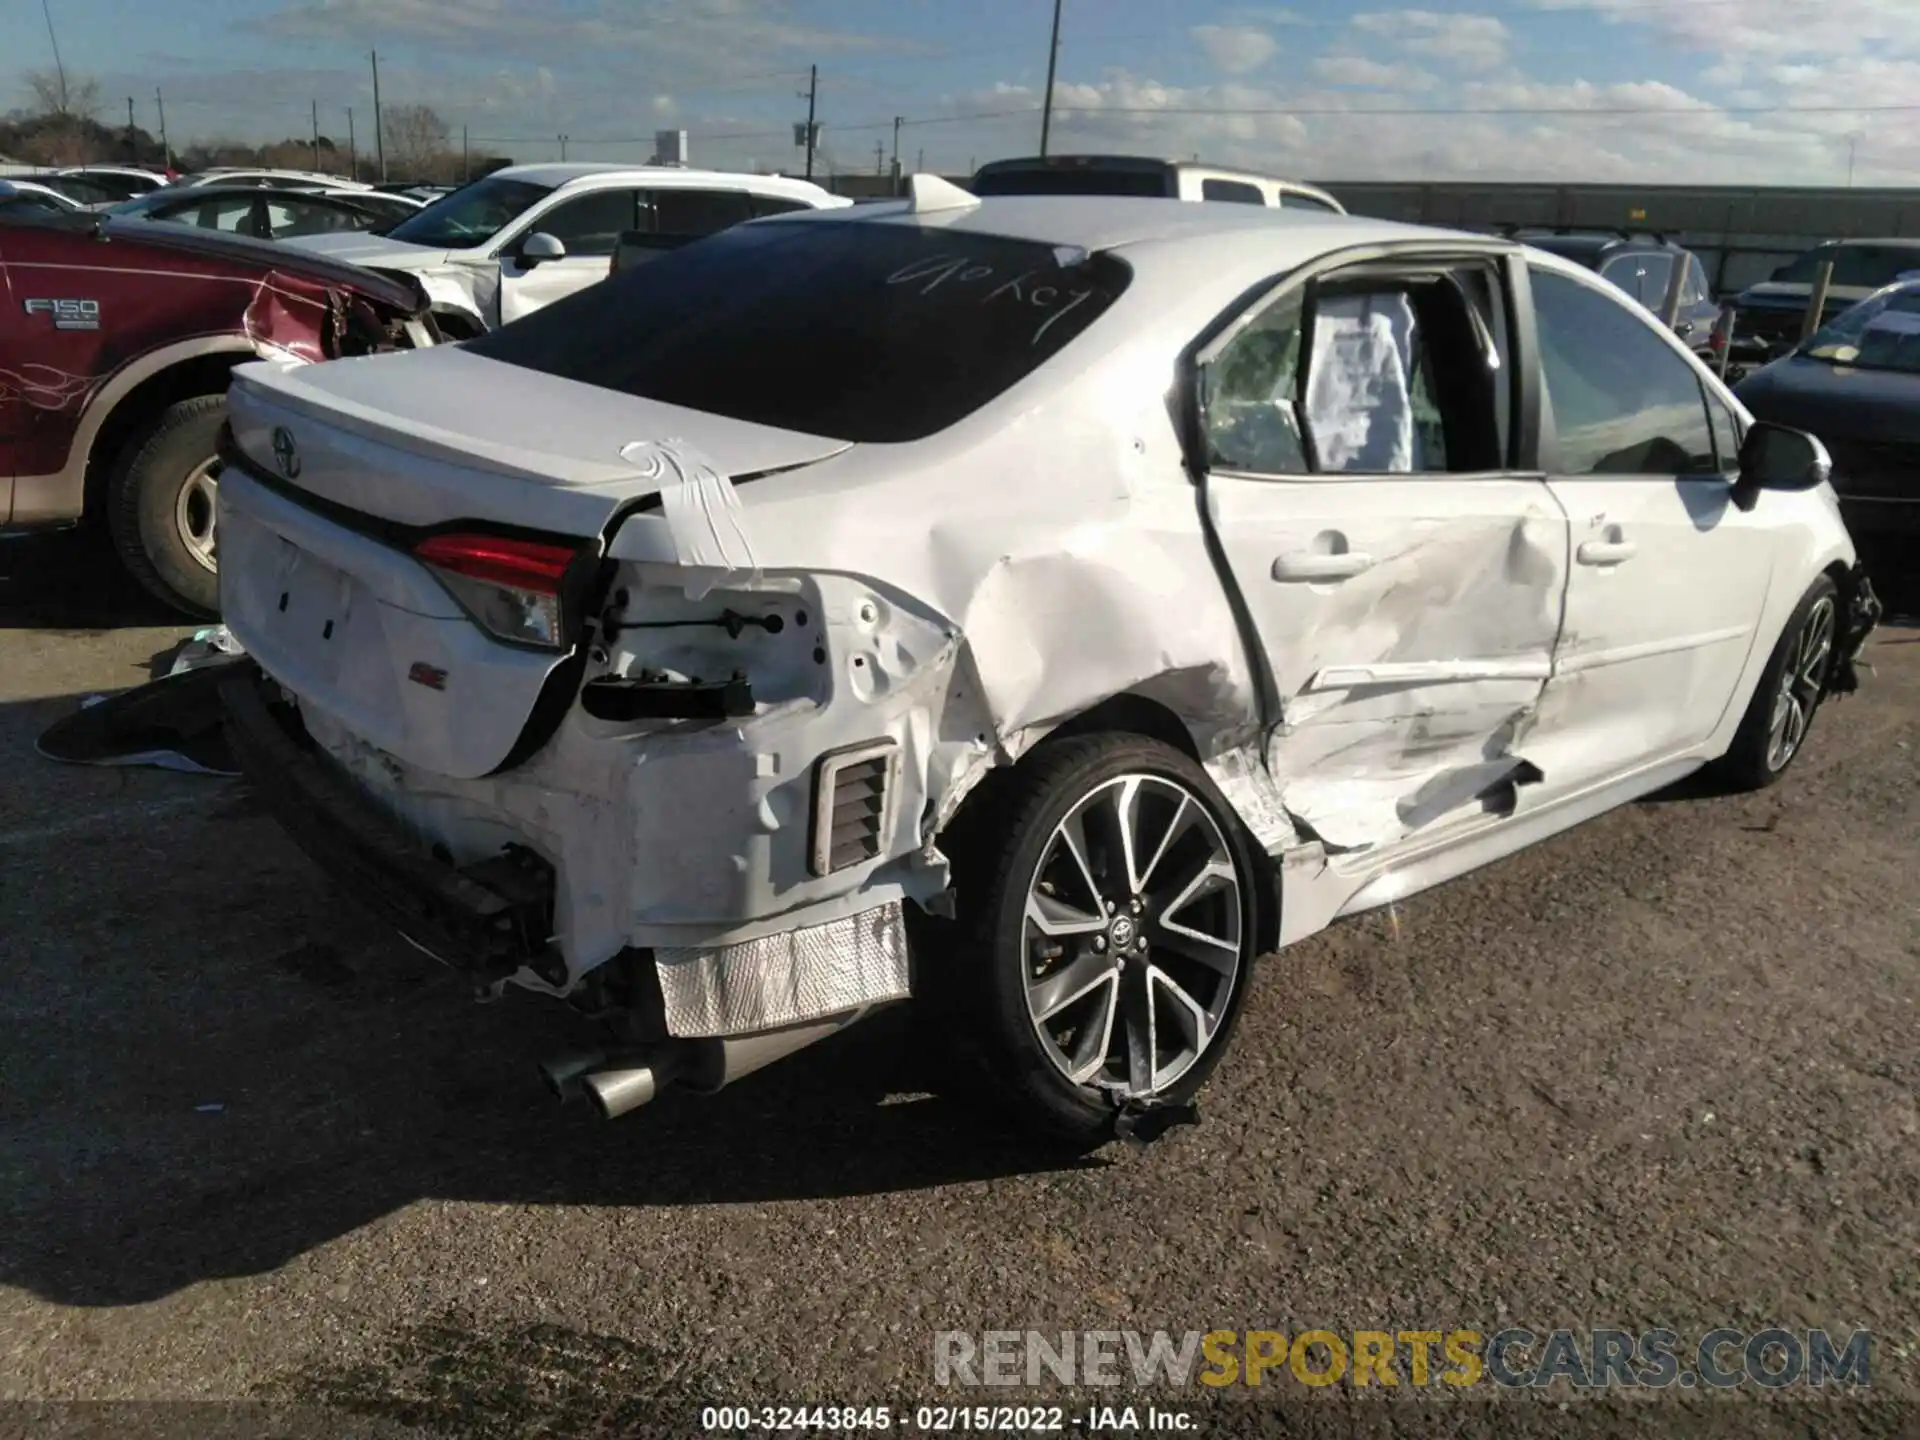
<box><xmin>1766</xmin><ymin>594</ymin><xmax>1835</xmax><ymax>772</ymax></box>
<box><xmin>175</xmin><ymin>458</ymin><xmax>221</xmax><ymax>574</ymax></box>
<box><xmin>1022</xmin><ymin>774</ymin><xmax>1243</xmax><ymax>1099</ymax></box>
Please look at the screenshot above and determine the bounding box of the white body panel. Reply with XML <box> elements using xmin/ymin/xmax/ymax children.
<box><xmin>220</xmin><ymin>196</ymin><xmax>1863</xmax><ymax>1038</ymax></box>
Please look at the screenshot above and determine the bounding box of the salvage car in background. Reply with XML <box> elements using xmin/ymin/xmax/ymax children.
<box><xmin>168</xmin><ymin>167</ymin><xmax>370</xmax><ymax>192</ymax></box>
<box><xmin>104</xmin><ymin>185</ymin><xmax>420</xmax><ymax>241</ymax></box>
<box><xmin>972</xmin><ymin>154</ymin><xmax>1346</xmax><ymax>213</ymax></box>
<box><xmin>1738</xmin><ymin>279</ymin><xmax>1920</xmax><ymax>574</ymax></box>
<box><xmin>213</xmin><ymin>184</ymin><xmax>1878</xmax><ymax>1146</ymax></box>
<box><xmin>1510</xmin><ymin>229</ymin><xmax>1724</xmax><ymax>362</ymax></box>
<box><xmin>54</xmin><ymin>165</ymin><xmax>170</xmax><ymax>200</ymax></box>
<box><xmin>1729</xmin><ymin>238</ymin><xmax>1920</xmax><ymax>369</ymax></box>
<box><xmin>0</xmin><ymin>206</ymin><xmax>434</xmax><ymax>614</ymax></box>
<box><xmin>0</xmin><ymin>179</ymin><xmax>89</xmax><ymax>214</ymax></box>
<box><xmin>279</xmin><ymin>162</ymin><xmax>852</xmax><ymax>337</ymax></box>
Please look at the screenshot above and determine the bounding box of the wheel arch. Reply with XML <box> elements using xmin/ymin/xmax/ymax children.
<box><xmin>973</xmin><ymin>690</ymin><xmax>1283</xmax><ymax>959</ymax></box>
<box><xmin>79</xmin><ymin>342</ymin><xmax>253</xmax><ymax>517</ymax></box>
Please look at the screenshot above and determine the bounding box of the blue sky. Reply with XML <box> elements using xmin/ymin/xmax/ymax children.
<box><xmin>7</xmin><ymin>0</ymin><xmax>1919</xmax><ymax>183</ymax></box>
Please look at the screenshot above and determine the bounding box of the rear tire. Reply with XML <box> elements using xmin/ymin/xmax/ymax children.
<box><xmin>107</xmin><ymin>394</ymin><xmax>226</xmax><ymax>618</ymax></box>
<box><xmin>1711</xmin><ymin>575</ymin><xmax>1840</xmax><ymax>792</ymax></box>
<box><xmin>930</xmin><ymin>734</ymin><xmax>1260</xmax><ymax>1150</ymax></box>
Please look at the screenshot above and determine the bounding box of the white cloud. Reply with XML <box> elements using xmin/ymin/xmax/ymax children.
<box><xmin>1312</xmin><ymin>56</ymin><xmax>1438</xmax><ymax>90</ymax></box>
<box><xmin>1352</xmin><ymin>10</ymin><xmax>1509</xmax><ymax>71</ymax></box>
<box><xmin>1191</xmin><ymin>24</ymin><xmax>1279</xmax><ymax>75</ymax></box>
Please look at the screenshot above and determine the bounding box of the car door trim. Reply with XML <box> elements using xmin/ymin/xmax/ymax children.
<box><xmin>1554</xmin><ymin>624</ymin><xmax>1752</xmax><ymax>675</ymax></box>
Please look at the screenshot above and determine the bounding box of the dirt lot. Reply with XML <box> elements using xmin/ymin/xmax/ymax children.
<box><xmin>1</xmin><ymin>531</ymin><xmax>1916</xmax><ymax>1438</ymax></box>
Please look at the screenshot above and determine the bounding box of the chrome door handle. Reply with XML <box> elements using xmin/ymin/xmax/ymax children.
<box><xmin>1272</xmin><ymin>551</ymin><xmax>1374</xmax><ymax>582</ymax></box>
<box><xmin>1576</xmin><ymin>539</ymin><xmax>1639</xmax><ymax>565</ymax></box>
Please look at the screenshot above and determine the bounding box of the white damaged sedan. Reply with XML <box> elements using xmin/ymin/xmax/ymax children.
<box><xmin>214</xmin><ymin>179</ymin><xmax>1881</xmax><ymax>1146</ymax></box>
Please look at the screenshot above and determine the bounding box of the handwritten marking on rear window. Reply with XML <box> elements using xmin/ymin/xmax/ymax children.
<box><xmin>886</xmin><ymin>252</ymin><xmax>1100</xmax><ymax>345</ymax></box>
<box><xmin>887</xmin><ymin>255</ymin><xmax>997</xmax><ymax>294</ymax></box>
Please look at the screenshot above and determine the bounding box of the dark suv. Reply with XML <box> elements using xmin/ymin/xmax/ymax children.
<box><xmin>1510</xmin><ymin>229</ymin><xmax>1724</xmax><ymax>361</ymax></box>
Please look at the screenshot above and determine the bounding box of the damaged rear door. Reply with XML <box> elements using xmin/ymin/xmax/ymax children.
<box><xmin>1193</xmin><ymin>244</ymin><xmax>1569</xmax><ymax>852</ymax></box>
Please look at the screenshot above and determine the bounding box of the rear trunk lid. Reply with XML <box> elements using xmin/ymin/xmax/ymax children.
<box><xmin>227</xmin><ymin>345</ymin><xmax>849</xmax><ymax>536</ymax></box>
<box><xmin>221</xmin><ymin>349</ymin><xmax>850</xmax><ymax>778</ymax></box>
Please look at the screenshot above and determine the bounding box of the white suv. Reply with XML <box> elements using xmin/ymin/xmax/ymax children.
<box><xmin>281</xmin><ymin>162</ymin><xmax>852</xmax><ymax>336</ymax></box>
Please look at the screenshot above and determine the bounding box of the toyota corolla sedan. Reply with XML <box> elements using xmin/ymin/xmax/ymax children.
<box><xmin>212</xmin><ymin>181</ymin><xmax>1881</xmax><ymax>1148</ymax></box>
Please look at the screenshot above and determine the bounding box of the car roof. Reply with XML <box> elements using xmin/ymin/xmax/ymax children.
<box><xmin>779</xmin><ymin>191</ymin><xmax>1442</xmax><ymax>257</ymax></box>
<box><xmin>494</xmin><ymin>161</ymin><xmax>838</xmax><ymax>200</ymax></box>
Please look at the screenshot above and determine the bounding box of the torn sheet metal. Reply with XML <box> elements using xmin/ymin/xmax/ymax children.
<box><xmin>654</xmin><ymin>899</ymin><xmax>911</xmax><ymax>1038</ymax></box>
<box><xmin>1204</xmin><ymin>745</ymin><xmax>1297</xmax><ymax>853</ymax></box>
<box><xmin>409</xmin><ymin>267</ymin><xmax>492</xmax><ymax>333</ymax></box>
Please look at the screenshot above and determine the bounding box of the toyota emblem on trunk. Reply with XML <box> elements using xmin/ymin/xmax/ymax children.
<box><xmin>271</xmin><ymin>426</ymin><xmax>301</xmax><ymax>479</ymax></box>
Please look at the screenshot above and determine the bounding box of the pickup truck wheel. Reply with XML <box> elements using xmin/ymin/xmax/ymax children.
<box><xmin>107</xmin><ymin>394</ymin><xmax>226</xmax><ymax>618</ymax></box>
<box><xmin>941</xmin><ymin>735</ymin><xmax>1259</xmax><ymax>1149</ymax></box>
<box><xmin>1711</xmin><ymin>574</ymin><xmax>1839</xmax><ymax>792</ymax></box>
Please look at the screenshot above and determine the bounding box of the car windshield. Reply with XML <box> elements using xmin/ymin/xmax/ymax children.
<box><xmin>467</xmin><ymin>219</ymin><xmax>1133</xmax><ymax>443</ymax></box>
<box><xmin>383</xmin><ymin>176</ymin><xmax>553</xmax><ymax>248</ymax></box>
<box><xmin>1771</xmin><ymin>244</ymin><xmax>1920</xmax><ymax>289</ymax></box>
<box><xmin>1798</xmin><ymin>283</ymin><xmax>1920</xmax><ymax>375</ymax></box>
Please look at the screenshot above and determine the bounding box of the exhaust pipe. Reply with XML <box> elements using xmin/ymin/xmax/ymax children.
<box><xmin>538</xmin><ymin>1049</ymin><xmax>609</xmax><ymax>1100</ymax></box>
<box><xmin>583</xmin><ymin>1049</ymin><xmax>686</xmax><ymax>1120</ymax></box>
<box><xmin>546</xmin><ymin>1007</ymin><xmax>880</xmax><ymax>1121</ymax></box>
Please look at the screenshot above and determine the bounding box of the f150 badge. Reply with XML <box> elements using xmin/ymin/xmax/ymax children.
<box><xmin>25</xmin><ymin>298</ymin><xmax>101</xmax><ymax>331</ymax></box>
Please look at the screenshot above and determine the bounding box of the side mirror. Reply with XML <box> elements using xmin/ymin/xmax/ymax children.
<box><xmin>1730</xmin><ymin>421</ymin><xmax>1831</xmax><ymax>512</ymax></box>
<box><xmin>516</xmin><ymin>231</ymin><xmax>566</xmax><ymax>267</ymax></box>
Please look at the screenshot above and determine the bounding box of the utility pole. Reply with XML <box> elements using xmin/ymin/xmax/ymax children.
<box><xmin>1847</xmin><ymin>135</ymin><xmax>1859</xmax><ymax>188</ymax></box>
<box><xmin>40</xmin><ymin>0</ymin><xmax>69</xmax><ymax>113</ymax></box>
<box><xmin>371</xmin><ymin>50</ymin><xmax>386</xmax><ymax>182</ymax></box>
<box><xmin>1039</xmin><ymin>0</ymin><xmax>1064</xmax><ymax>157</ymax></box>
<box><xmin>311</xmin><ymin>98</ymin><xmax>321</xmax><ymax>172</ymax></box>
<box><xmin>155</xmin><ymin>88</ymin><xmax>170</xmax><ymax>169</ymax></box>
<box><xmin>916</xmin><ymin>147</ymin><xmax>925</xmax><ymax>174</ymax></box>
<box><xmin>462</xmin><ymin>124</ymin><xmax>469</xmax><ymax>182</ymax></box>
<box><xmin>559</xmin><ymin>133</ymin><xmax>569</xmax><ymax>161</ymax></box>
<box><xmin>126</xmin><ymin>95</ymin><xmax>137</xmax><ymax>164</ymax></box>
<box><xmin>802</xmin><ymin>64</ymin><xmax>818</xmax><ymax>181</ymax></box>
<box><xmin>347</xmin><ymin>107</ymin><xmax>356</xmax><ymax>181</ymax></box>
<box><xmin>890</xmin><ymin>115</ymin><xmax>902</xmax><ymax>192</ymax></box>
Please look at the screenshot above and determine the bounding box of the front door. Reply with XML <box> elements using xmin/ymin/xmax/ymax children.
<box><xmin>495</xmin><ymin>187</ymin><xmax>643</xmax><ymax>326</ymax></box>
<box><xmin>1197</xmin><ymin>248</ymin><xmax>1570</xmax><ymax>854</ymax></box>
<box><xmin>1524</xmin><ymin>264</ymin><xmax>1777</xmax><ymax>794</ymax></box>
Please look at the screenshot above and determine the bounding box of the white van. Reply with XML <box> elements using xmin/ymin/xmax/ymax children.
<box><xmin>970</xmin><ymin>154</ymin><xmax>1345</xmax><ymax>213</ymax></box>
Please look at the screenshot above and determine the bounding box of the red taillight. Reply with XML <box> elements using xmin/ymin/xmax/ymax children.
<box><xmin>414</xmin><ymin>533</ymin><xmax>579</xmax><ymax>650</ymax></box>
<box><xmin>415</xmin><ymin>533</ymin><xmax>574</xmax><ymax>593</ymax></box>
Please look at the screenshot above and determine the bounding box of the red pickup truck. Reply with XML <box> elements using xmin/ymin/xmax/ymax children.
<box><xmin>1</xmin><ymin>203</ymin><xmax>434</xmax><ymax>614</ymax></box>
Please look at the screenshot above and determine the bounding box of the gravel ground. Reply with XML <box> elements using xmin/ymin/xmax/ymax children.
<box><xmin>1</xmin><ymin>530</ymin><xmax>1916</xmax><ymax>1438</ymax></box>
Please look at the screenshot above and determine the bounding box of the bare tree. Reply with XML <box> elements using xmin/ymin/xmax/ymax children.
<box><xmin>381</xmin><ymin>103</ymin><xmax>451</xmax><ymax>181</ymax></box>
<box><xmin>24</xmin><ymin>67</ymin><xmax>100</xmax><ymax>120</ymax></box>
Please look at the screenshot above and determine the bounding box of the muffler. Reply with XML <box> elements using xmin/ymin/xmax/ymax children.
<box><xmin>545</xmin><ymin>1007</ymin><xmax>878</xmax><ymax>1121</ymax></box>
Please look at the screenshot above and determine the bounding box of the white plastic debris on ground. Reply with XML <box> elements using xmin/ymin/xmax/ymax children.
<box><xmin>169</xmin><ymin>625</ymin><xmax>247</xmax><ymax>675</ymax></box>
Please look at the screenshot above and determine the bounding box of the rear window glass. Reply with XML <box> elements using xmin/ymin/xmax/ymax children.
<box><xmin>1774</xmin><ymin>244</ymin><xmax>1920</xmax><ymax>289</ymax></box>
<box><xmin>468</xmin><ymin>220</ymin><xmax>1133</xmax><ymax>443</ymax></box>
<box><xmin>971</xmin><ymin>166</ymin><xmax>1171</xmax><ymax>198</ymax></box>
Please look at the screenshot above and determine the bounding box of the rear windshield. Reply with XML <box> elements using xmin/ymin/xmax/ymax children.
<box><xmin>971</xmin><ymin>166</ymin><xmax>1172</xmax><ymax>199</ymax></box>
<box><xmin>1773</xmin><ymin>244</ymin><xmax>1920</xmax><ymax>289</ymax></box>
<box><xmin>467</xmin><ymin>220</ymin><xmax>1134</xmax><ymax>443</ymax></box>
